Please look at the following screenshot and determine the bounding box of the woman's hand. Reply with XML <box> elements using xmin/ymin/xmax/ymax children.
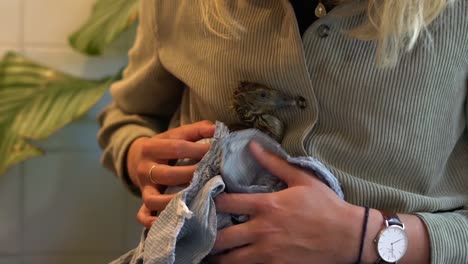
<box><xmin>211</xmin><ymin>142</ymin><xmax>363</xmax><ymax>264</ymax></box>
<box><xmin>127</xmin><ymin>120</ymin><xmax>215</xmax><ymax>227</ymax></box>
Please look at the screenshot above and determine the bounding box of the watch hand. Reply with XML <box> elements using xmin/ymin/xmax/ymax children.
<box><xmin>391</xmin><ymin>239</ymin><xmax>402</xmax><ymax>245</ymax></box>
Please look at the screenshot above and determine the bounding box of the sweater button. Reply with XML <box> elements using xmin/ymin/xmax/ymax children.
<box><xmin>317</xmin><ymin>24</ymin><xmax>330</xmax><ymax>38</ymax></box>
<box><xmin>297</xmin><ymin>96</ymin><xmax>307</xmax><ymax>109</ymax></box>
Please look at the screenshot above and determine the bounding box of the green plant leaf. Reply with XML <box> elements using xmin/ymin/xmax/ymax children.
<box><xmin>69</xmin><ymin>0</ymin><xmax>139</xmax><ymax>55</ymax></box>
<box><xmin>0</xmin><ymin>52</ymin><xmax>116</xmax><ymax>175</ymax></box>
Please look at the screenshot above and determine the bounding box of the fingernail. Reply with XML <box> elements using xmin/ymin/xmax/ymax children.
<box><xmin>249</xmin><ymin>141</ymin><xmax>264</xmax><ymax>153</ymax></box>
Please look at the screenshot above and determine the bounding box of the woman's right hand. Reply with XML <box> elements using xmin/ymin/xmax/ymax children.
<box><xmin>126</xmin><ymin>120</ymin><xmax>215</xmax><ymax>227</ymax></box>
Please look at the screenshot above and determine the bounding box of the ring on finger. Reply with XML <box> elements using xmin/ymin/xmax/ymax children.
<box><xmin>148</xmin><ymin>164</ymin><xmax>157</xmax><ymax>184</ymax></box>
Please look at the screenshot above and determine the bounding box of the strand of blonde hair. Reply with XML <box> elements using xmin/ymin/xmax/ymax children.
<box><xmin>200</xmin><ymin>0</ymin><xmax>454</xmax><ymax>66</ymax></box>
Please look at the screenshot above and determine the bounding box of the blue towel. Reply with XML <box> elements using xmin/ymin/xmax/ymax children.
<box><xmin>110</xmin><ymin>122</ymin><xmax>343</xmax><ymax>264</ymax></box>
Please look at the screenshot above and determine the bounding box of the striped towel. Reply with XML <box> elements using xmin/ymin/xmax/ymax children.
<box><xmin>110</xmin><ymin>122</ymin><xmax>343</xmax><ymax>264</ymax></box>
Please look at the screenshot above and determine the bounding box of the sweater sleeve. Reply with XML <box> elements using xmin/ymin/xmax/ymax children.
<box><xmin>414</xmin><ymin>77</ymin><xmax>468</xmax><ymax>263</ymax></box>
<box><xmin>97</xmin><ymin>0</ymin><xmax>184</xmax><ymax>195</ymax></box>
<box><xmin>416</xmin><ymin>210</ymin><xmax>468</xmax><ymax>263</ymax></box>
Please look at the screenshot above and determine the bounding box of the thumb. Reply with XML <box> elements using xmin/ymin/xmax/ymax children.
<box><xmin>249</xmin><ymin>141</ymin><xmax>311</xmax><ymax>187</ymax></box>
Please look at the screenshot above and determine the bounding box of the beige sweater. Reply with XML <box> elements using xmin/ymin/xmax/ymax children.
<box><xmin>98</xmin><ymin>0</ymin><xmax>468</xmax><ymax>262</ymax></box>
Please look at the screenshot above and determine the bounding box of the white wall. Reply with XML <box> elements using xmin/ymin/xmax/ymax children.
<box><xmin>0</xmin><ymin>1</ymin><xmax>142</xmax><ymax>263</ymax></box>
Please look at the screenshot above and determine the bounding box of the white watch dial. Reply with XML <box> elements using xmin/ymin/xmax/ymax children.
<box><xmin>377</xmin><ymin>225</ymin><xmax>408</xmax><ymax>262</ymax></box>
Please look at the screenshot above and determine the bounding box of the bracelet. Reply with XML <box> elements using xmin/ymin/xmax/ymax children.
<box><xmin>355</xmin><ymin>206</ymin><xmax>370</xmax><ymax>264</ymax></box>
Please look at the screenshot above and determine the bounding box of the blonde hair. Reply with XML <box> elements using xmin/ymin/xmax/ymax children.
<box><xmin>200</xmin><ymin>0</ymin><xmax>454</xmax><ymax>66</ymax></box>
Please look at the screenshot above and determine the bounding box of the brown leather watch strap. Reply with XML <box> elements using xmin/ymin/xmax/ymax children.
<box><xmin>380</xmin><ymin>210</ymin><xmax>404</xmax><ymax>228</ymax></box>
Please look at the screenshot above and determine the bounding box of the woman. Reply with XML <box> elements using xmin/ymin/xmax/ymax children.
<box><xmin>98</xmin><ymin>0</ymin><xmax>468</xmax><ymax>263</ymax></box>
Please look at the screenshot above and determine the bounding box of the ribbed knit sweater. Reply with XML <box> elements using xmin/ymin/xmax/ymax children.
<box><xmin>97</xmin><ymin>0</ymin><xmax>468</xmax><ymax>262</ymax></box>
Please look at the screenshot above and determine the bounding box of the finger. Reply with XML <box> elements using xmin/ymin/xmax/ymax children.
<box><xmin>142</xmin><ymin>185</ymin><xmax>176</xmax><ymax>211</ymax></box>
<box><xmin>215</xmin><ymin>193</ymin><xmax>264</xmax><ymax>215</ymax></box>
<box><xmin>249</xmin><ymin>141</ymin><xmax>311</xmax><ymax>186</ymax></box>
<box><xmin>213</xmin><ymin>222</ymin><xmax>257</xmax><ymax>252</ymax></box>
<box><xmin>142</xmin><ymin>139</ymin><xmax>211</xmax><ymax>160</ymax></box>
<box><xmin>139</xmin><ymin>162</ymin><xmax>197</xmax><ymax>186</ymax></box>
<box><xmin>137</xmin><ymin>204</ymin><xmax>157</xmax><ymax>228</ymax></box>
<box><xmin>161</xmin><ymin>120</ymin><xmax>215</xmax><ymax>141</ymax></box>
<box><xmin>209</xmin><ymin>245</ymin><xmax>262</xmax><ymax>264</ymax></box>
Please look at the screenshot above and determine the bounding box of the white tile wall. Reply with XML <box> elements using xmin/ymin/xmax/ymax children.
<box><xmin>0</xmin><ymin>0</ymin><xmax>21</xmax><ymax>44</ymax></box>
<box><xmin>34</xmin><ymin>118</ymin><xmax>102</xmax><ymax>152</ymax></box>
<box><xmin>23</xmin><ymin>153</ymin><xmax>126</xmax><ymax>253</ymax></box>
<box><xmin>23</xmin><ymin>47</ymin><xmax>128</xmax><ymax>79</ymax></box>
<box><xmin>0</xmin><ymin>0</ymin><xmax>141</xmax><ymax>263</ymax></box>
<box><xmin>0</xmin><ymin>257</ymin><xmax>20</xmax><ymax>264</ymax></box>
<box><xmin>23</xmin><ymin>0</ymin><xmax>97</xmax><ymax>45</ymax></box>
<box><xmin>0</xmin><ymin>167</ymin><xmax>21</xmax><ymax>255</ymax></box>
<box><xmin>124</xmin><ymin>195</ymin><xmax>144</xmax><ymax>250</ymax></box>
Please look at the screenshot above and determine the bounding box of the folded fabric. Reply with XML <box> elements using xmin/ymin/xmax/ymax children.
<box><xmin>110</xmin><ymin>122</ymin><xmax>343</xmax><ymax>264</ymax></box>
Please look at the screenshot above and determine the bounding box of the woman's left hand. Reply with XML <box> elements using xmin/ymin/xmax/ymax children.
<box><xmin>211</xmin><ymin>142</ymin><xmax>362</xmax><ymax>264</ymax></box>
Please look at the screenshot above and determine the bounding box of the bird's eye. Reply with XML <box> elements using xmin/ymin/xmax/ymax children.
<box><xmin>260</xmin><ymin>92</ymin><xmax>266</xmax><ymax>98</ymax></box>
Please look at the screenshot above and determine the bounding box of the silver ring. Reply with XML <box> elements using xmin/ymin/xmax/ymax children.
<box><xmin>148</xmin><ymin>164</ymin><xmax>157</xmax><ymax>184</ymax></box>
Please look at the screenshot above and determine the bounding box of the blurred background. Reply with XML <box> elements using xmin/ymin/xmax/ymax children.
<box><xmin>0</xmin><ymin>0</ymin><xmax>142</xmax><ymax>263</ymax></box>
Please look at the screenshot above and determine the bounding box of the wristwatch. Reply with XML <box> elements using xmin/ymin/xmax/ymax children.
<box><xmin>374</xmin><ymin>211</ymin><xmax>408</xmax><ymax>263</ymax></box>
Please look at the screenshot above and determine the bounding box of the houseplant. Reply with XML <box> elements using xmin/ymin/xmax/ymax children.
<box><xmin>0</xmin><ymin>0</ymin><xmax>139</xmax><ymax>175</ymax></box>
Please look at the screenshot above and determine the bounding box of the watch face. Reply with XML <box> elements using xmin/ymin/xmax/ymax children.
<box><xmin>377</xmin><ymin>225</ymin><xmax>408</xmax><ymax>262</ymax></box>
